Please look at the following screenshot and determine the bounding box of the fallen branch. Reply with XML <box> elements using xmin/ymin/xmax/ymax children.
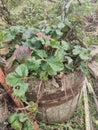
<box><xmin>83</xmin><ymin>78</ymin><xmax>93</xmax><ymax>130</ymax></box>
<box><xmin>0</xmin><ymin>68</ymin><xmax>39</xmax><ymax>130</ymax></box>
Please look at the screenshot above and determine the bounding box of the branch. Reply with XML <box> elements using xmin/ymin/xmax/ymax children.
<box><xmin>83</xmin><ymin>78</ymin><xmax>94</xmax><ymax>130</ymax></box>
<box><xmin>0</xmin><ymin>68</ymin><xmax>39</xmax><ymax>130</ymax></box>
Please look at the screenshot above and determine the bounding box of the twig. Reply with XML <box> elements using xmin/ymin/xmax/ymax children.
<box><xmin>37</xmin><ymin>80</ymin><xmax>43</xmax><ymax>102</ymax></box>
<box><xmin>61</xmin><ymin>0</ymin><xmax>74</xmax><ymax>22</ymax></box>
<box><xmin>83</xmin><ymin>78</ymin><xmax>93</xmax><ymax>130</ymax></box>
<box><xmin>0</xmin><ymin>68</ymin><xmax>39</xmax><ymax>130</ymax></box>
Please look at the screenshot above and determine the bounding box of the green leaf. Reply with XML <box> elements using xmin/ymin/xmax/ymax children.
<box><xmin>79</xmin><ymin>49</ymin><xmax>91</xmax><ymax>60</ymax></box>
<box><xmin>73</xmin><ymin>45</ymin><xmax>91</xmax><ymax>61</ymax></box>
<box><xmin>24</xmin><ymin>121</ymin><xmax>34</xmax><ymax>130</ymax></box>
<box><xmin>18</xmin><ymin>113</ymin><xmax>27</xmax><ymax>123</ymax></box>
<box><xmin>0</xmin><ymin>31</ymin><xmax>4</xmax><ymax>42</ymax></box>
<box><xmin>26</xmin><ymin>58</ymin><xmax>41</xmax><ymax>71</ymax></box>
<box><xmin>40</xmin><ymin>71</ymin><xmax>48</xmax><ymax>81</ymax></box>
<box><xmin>72</xmin><ymin>45</ymin><xmax>82</xmax><ymax>55</ymax></box>
<box><xmin>56</xmin><ymin>29</ymin><xmax>63</xmax><ymax>36</ymax></box>
<box><xmin>41</xmin><ymin>62</ymin><xmax>56</xmax><ymax>76</ymax></box>
<box><xmin>27</xmin><ymin>101</ymin><xmax>37</xmax><ymax>113</ymax></box>
<box><xmin>55</xmin><ymin>49</ymin><xmax>64</xmax><ymax>61</ymax></box>
<box><xmin>57</xmin><ymin>22</ymin><xmax>65</xmax><ymax>29</ymax></box>
<box><xmin>9</xmin><ymin>26</ymin><xmax>25</xmax><ymax>34</ymax></box>
<box><xmin>13</xmin><ymin>83</ymin><xmax>28</xmax><ymax>97</ymax></box>
<box><xmin>37</xmin><ymin>50</ymin><xmax>47</xmax><ymax>58</ymax></box>
<box><xmin>8</xmin><ymin>113</ymin><xmax>17</xmax><ymax>124</ymax></box>
<box><xmin>22</xmin><ymin>28</ymin><xmax>39</xmax><ymax>40</ymax></box>
<box><xmin>3</xmin><ymin>26</ymin><xmax>25</xmax><ymax>42</ymax></box>
<box><xmin>3</xmin><ymin>32</ymin><xmax>15</xmax><ymax>42</ymax></box>
<box><xmin>15</xmin><ymin>64</ymin><xmax>28</xmax><ymax>77</ymax></box>
<box><xmin>79</xmin><ymin>62</ymin><xmax>88</xmax><ymax>74</ymax></box>
<box><xmin>6</xmin><ymin>73</ymin><xmax>22</xmax><ymax>87</ymax></box>
<box><xmin>45</xmin><ymin>26</ymin><xmax>52</xmax><ymax>34</ymax></box>
<box><xmin>47</xmin><ymin>56</ymin><xmax>64</xmax><ymax>75</ymax></box>
<box><xmin>61</xmin><ymin>41</ymin><xmax>69</xmax><ymax>50</ymax></box>
<box><xmin>50</xmin><ymin>39</ymin><xmax>60</xmax><ymax>48</ymax></box>
<box><xmin>11</xmin><ymin>120</ymin><xmax>22</xmax><ymax>130</ymax></box>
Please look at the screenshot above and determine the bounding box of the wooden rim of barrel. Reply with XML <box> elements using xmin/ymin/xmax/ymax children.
<box><xmin>26</xmin><ymin>71</ymin><xmax>85</xmax><ymax>109</ymax></box>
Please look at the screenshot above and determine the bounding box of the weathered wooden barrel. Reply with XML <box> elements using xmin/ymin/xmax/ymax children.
<box><xmin>26</xmin><ymin>71</ymin><xmax>85</xmax><ymax>123</ymax></box>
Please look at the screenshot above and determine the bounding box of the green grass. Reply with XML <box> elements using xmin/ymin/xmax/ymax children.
<box><xmin>72</xmin><ymin>0</ymin><xmax>98</xmax><ymax>17</ymax></box>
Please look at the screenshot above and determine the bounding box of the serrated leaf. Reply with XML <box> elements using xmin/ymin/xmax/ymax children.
<box><xmin>3</xmin><ymin>32</ymin><xmax>15</xmax><ymax>42</ymax></box>
<box><xmin>40</xmin><ymin>71</ymin><xmax>48</xmax><ymax>81</ymax></box>
<box><xmin>26</xmin><ymin>58</ymin><xmax>41</xmax><ymax>71</ymax></box>
<box><xmin>6</xmin><ymin>72</ymin><xmax>22</xmax><ymax>87</ymax></box>
<box><xmin>9</xmin><ymin>26</ymin><xmax>25</xmax><ymax>34</ymax></box>
<box><xmin>79</xmin><ymin>49</ymin><xmax>90</xmax><ymax>60</ymax></box>
<box><xmin>8</xmin><ymin>113</ymin><xmax>17</xmax><ymax>124</ymax></box>
<box><xmin>55</xmin><ymin>49</ymin><xmax>64</xmax><ymax>61</ymax></box>
<box><xmin>45</xmin><ymin>26</ymin><xmax>52</xmax><ymax>34</ymax></box>
<box><xmin>24</xmin><ymin>121</ymin><xmax>34</xmax><ymax>130</ymax></box>
<box><xmin>47</xmin><ymin>56</ymin><xmax>64</xmax><ymax>75</ymax></box>
<box><xmin>13</xmin><ymin>83</ymin><xmax>28</xmax><ymax>97</ymax></box>
<box><xmin>57</xmin><ymin>22</ymin><xmax>65</xmax><ymax>29</ymax></box>
<box><xmin>11</xmin><ymin>120</ymin><xmax>22</xmax><ymax>130</ymax></box>
<box><xmin>37</xmin><ymin>50</ymin><xmax>47</xmax><ymax>58</ymax></box>
<box><xmin>15</xmin><ymin>64</ymin><xmax>28</xmax><ymax>77</ymax></box>
<box><xmin>3</xmin><ymin>26</ymin><xmax>25</xmax><ymax>42</ymax></box>
<box><xmin>41</xmin><ymin>62</ymin><xmax>56</xmax><ymax>76</ymax></box>
<box><xmin>6</xmin><ymin>64</ymin><xmax>28</xmax><ymax>87</ymax></box>
<box><xmin>22</xmin><ymin>29</ymin><xmax>32</xmax><ymax>40</ymax></box>
<box><xmin>27</xmin><ymin>101</ymin><xmax>37</xmax><ymax>113</ymax></box>
<box><xmin>18</xmin><ymin>113</ymin><xmax>27</xmax><ymax>123</ymax></box>
<box><xmin>72</xmin><ymin>45</ymin><xmax>82</xmax><ymax>55</ymax></box>
<box><xmin>56</xmin><ymin>29</ymin><xmax>63</xmax><ymax>36</ymax></box>
<box><xmin>61</xmin><ymin>41</ymin><xmax>69</xmax><ymax>50</ymax></box>
<box><xmin>73</xmin><ymin>46</ymin><xmax>91</xmax><ymax>61</ymax></box>
<box><xmin>22</xmin><ymin>27</ymin><xmax>39</xmax><ymax>40</ymax></box>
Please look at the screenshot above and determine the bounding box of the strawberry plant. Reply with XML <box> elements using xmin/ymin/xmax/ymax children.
<box><xmin>0</xmin><ymin>18</ymin><xmax>91</xmax><ymax>130</ymax></box>
<box><xmin>8</xmin><ymin>113</ymin><xmax>34</xmax><ymax>130</ymax></box>
<box><xmin>0</xmin><ymin>20</ymin><xmax>90</xmax><ymax>101</ymax></box>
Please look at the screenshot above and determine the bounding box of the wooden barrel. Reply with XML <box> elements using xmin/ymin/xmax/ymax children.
<box><xmin>26</xmin><ymin>71</ymin><xmax>85</xmax><ymax>123</ymax></box>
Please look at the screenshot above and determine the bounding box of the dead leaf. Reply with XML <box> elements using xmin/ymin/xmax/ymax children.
<box><xmin>52</xmin><ymin>77</ymin><xmax>59</xmax><ymax>88</ymax></box>
<box><xmin>0</xmin><ymin>48</ymin><xmax>9</xmax><ymax>55</ymax></box>
<box><xmin>14</xmin><ymin>45</ymin><xmax>31</xmax><ymax>61</ymax></box>
<box><xmin>57</xmin><ymin>72</ymin><xmax>64</xmax><ymax>78</ymax></box>
<box><xmin>36</xmin><ymin>32</ymin><xmax>44</xmax><ymax>37</ymax></box>
<box><xmin>5</xmin><ymin>55</ymin><xmax>16</xmax><ymax>72</ymax></box>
